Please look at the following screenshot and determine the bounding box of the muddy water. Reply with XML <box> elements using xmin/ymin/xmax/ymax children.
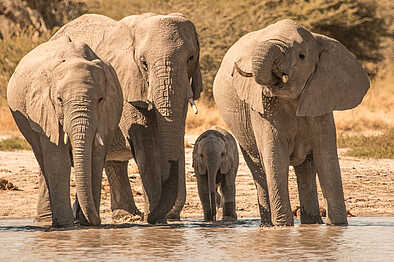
<box><xmin>0</xmin><ymin>217</ymin><xmax>393</xmax><ymax>261</ymax></box>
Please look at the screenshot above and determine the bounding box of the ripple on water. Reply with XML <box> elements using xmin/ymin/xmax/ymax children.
<box><xmin>0</xmin><ymin>217</ymin><xmax>393</xmax><ymax>261</ymax></box>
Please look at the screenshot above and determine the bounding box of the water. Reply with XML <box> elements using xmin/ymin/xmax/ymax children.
<box><xmin>0</xmin><ymin>217</ymin><xmax>393</xmax><ymax>261</ymax></box>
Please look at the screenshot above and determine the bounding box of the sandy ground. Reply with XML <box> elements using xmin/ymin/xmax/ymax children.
<box><xmin>0</xmin><ymin>135</ymin><xmax>393</xmax><ymax>222</ymax></box>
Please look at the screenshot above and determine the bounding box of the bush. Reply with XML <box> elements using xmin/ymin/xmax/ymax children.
<box><xmin>24</xmin><ymin>0</ymin><xmax>88</xmax><ymax>29</ymax></box>
<box><xmin>338</xmin><ymin>128</ymin><xmax>394</xmax><ymax>159</ymax></box>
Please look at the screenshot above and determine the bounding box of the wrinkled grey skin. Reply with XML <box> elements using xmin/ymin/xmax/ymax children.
<box><xmin>193</xmin><ymin>126</ymin><xmax>239</xmax><ymax>222</ymax></box>
<box><xmin>51</xmin><ymin>13</ymin><xmax>202</xmax><ymax>223</ymax></box>
<box><xmin>213</xmin><ymin>19</ymin><xmax>370</xmax><ymax>226</ymax></box>
<box><xmin>7</xmin><ymin>36</ymin><xmax>123</xmax><ymax>227</ymax></box>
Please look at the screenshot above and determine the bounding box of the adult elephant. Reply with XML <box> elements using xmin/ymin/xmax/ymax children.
<box><xmin>213</xmin><ymin>19</ymin><xmax>370</xmax><ymax>226</ymax></box>
<box><xmin>50</xmin><ymin>13</ymin><xmax>202</xmax><ymax>224</ymax></box>
<box><xmin>7</xmin><ymin>36</ymin><xmax>123</xmax><ymax>226</ymax></box>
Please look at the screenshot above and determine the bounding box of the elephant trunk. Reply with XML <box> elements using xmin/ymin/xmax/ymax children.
<box><xmin>144</xmin><ymin>58</ymin><xmax>187</xmax><ymax>223</ymax></box>
<box><xmin>206</xmin><ymin>159</ymin><xmax>219</xmax><ymax>221</ymax></box>
<box><xmin>252</xmin><ymin>41</ymin><xmax>285</xmax><ymax>87</ymax></box>
<box><xmin>70</xmin><ymin>113</ymin><xmax>101</xmax><ymax>226</ymax></box>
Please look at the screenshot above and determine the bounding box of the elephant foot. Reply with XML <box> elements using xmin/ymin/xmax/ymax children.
<box><xmin>112</xmin><ymin>209</ymin><xmax>143</xmax><ymax>223</ymax></box>
<box><xmin>166</xmin><ymin>212</ymin><xmax>181</xmax><ymax>221</ymax></box>
<box><xmin>222</xmin><ymin>215</ymin><xmax>237</xmax><ymax>222</ymax></box>
<box><xmin>34</xmin><ymin>213</ymin><xmax>52</xmax><ymax>227</ymax></box>
<box><xmin>259</xmin><ymin>221</ymin><xmax>273</xmax><ymax>228</ymax></box>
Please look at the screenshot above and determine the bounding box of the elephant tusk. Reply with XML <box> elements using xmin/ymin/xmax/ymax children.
<box><xmin>189</xmin><ymin>99</ymin><xmax>198</xmax><ymax>114</ymax></box>
<box><xmin>64</xmin><ymin>132</ymin><xmax>69</xmax><ymax>145</ymax></box>
<box><xmin>95</xmin><ymin>133</ymin><xmax>104</xmax><ymax>147</ymax></box>
<box><xmin>282</xmin><ymin>74</ymin><xmax>289</xmax><ymax>83</ymax></box>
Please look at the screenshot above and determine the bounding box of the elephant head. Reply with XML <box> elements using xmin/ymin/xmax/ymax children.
<box><xmin>193</xmin><ymin>130</ymin><xmax>231</xmax><ymax>221</ymax></box>
<box><xmin>25</xmin><ymin>37</ymin><xmax>123</xmax><ymax>225</ymax></box>
<box><xmin>232</xmin><ymin>19</ymin><xmax>370</xmax><ymax>116</ymax></box>
<box><xmin>118</xmin><ymin>13</ymin><xmax>202</xmax><ymax>169</ymax></box>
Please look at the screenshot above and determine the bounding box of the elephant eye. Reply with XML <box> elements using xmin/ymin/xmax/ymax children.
<box><xmin>57</xmin><ymin>97</ymin><xmax>63</xmax><ymax>104</ymax></box>
<box><xmin>299</xmin><ymin>53</ymin><xmax>305</xmax><ymax>60</ymax></box>
<box><xmin>188</xmin><ymin>55</ymin><xmax>194</xmax><ymax>63</ymax></box>
<box><xmin>98</xmin><ymin>97</ymin><xmax>104</xmax><ymax>103</ymax></box>
<box><xmin>140</xmin><ymin>57</ymin><xmax>148</xmax><ymax>71</ymax></box>
<box><xmin>221</xmin><ymin>152</ymin><xmax>225</xmax><ymax>157</ymax></box>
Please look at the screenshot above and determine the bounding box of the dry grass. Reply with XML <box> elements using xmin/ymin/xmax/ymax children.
<box><xmin>0</xmin><ymin>107</ymin><xmax>19</xmax><ymax>135</ymax></box>
<box><xmin>185</xmin><ymin>100</ymin><xmax>226</xmax><ymax>135</ymax></box>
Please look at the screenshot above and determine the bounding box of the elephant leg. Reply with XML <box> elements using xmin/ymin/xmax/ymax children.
<box><xmin>36</xmin><ymin>172</ymin><xmax>52</xmax><ymax>224</ymax></box>
<box><xmin>294</xmin><ymin>155</ymin><xmax>323</xmax><ymax>224</ymax></box>
<box><xmin>105</xmin><ymin>160</ymin><xmax>142</xmax><ymax>221</ymax></box>
<box><xmin>167</xmin><ymin>152</ymin><xmax>186</xmax><ymax>220</ymax></box>
<box><xmin>312</xmin><ymin>114</ymin><xmax>347</xmax><ymax>225</ymax></box>
<box><xmin>10</xmin><ymin>110</ymin><xmax>52</xmax><ymax>224</ymax></box>
<box><xmin>214</xmin><ymin>88</ymin><xmax>272</xmax><ymax>226</ymax></box>
<box><xmin>240</xmin><ymin>147</ymin><xmax>272</xmax><ymax>226</ymax></box>
<box><xmin>220</xmin><ymin>173</ymin><xmax>237</xmax><ymax>221</ymax></box>
<box><xmin>250</xmin><ymin>110</ymin><xmax>293</xmax><ymax>226</ymax></box>
<box><xmin>39</xmin><ymin>135</ymin><xmax>73</xmax><ymax>227</ymax></box>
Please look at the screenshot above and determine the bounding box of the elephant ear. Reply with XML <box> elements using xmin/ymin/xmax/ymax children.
<box><xmin>220</xmin><ymin>142</ymin><xmax>231</xmax><ymax>175</ymax></box>
<box><xmin>231</xmin><ymin>54</ymin><xmax>266</xmax><ymax>114</ymax></box>
<box><xmin>94</xmin><ymin>21</ymin><xmax>148</xmax><ymax>108</ymax></box>
<box><xmin>296</xmin><ymin>34</ymin><xmax>370</xmax><ymax>116</ymax></box>
<box><xmin>192</xmin><ymin>136</ymin><xmax>206</xmax><ymax>175</ymax></box>
<box><xmin>26</xmin><ymin>70</ymin><xmax>59</xmax><ymax>145</ymax></box>
<box><xmin>97</xmin><ymin>60</ymin><xmax>123</xmax><ymax>139</ymax></box>
<box><xmin>189</xmin><ymin>22</ymin><xmax>203</xmax><ymax>100</ymax></box>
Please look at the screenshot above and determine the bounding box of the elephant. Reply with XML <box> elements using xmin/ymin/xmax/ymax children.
<box><xmin>213</xmin><ymin>19</ymin><xmax>370</xmax><ymax>226</ymax></box>
<box><xmin>7</xmin><ymin>35</ymin><xmax>123</xmax><ymax>227</ymax></box>
<box><xmin>192</xmin><ymin>126</ymin><xmax>239</xmax><ymax>221</ymax></box>
<box><xmin>50</xmin><ymin>13</ymin><xmax>202</xmax><ymax>223</ymax></box>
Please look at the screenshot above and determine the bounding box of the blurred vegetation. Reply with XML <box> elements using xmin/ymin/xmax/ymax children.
<box><xmin>24</xmin><ymin>0</ymin><xmax>88</xmax><ymax>29</ymax></box>
<box><xmin>0</xmin><ymin>137</ymin><xmax>31</xmax><ymax>151</ymax></box>
<box><xmin>338</xmin><ymin>128</ymin><xmax>394</xmax><ymax>159</ymax></box>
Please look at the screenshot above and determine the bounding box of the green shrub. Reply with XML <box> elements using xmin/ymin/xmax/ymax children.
<box><xmin>0</xmin><ymin>137</ymin><xmax>31</xmax><ymax>151</ymax></box>
<box><xmin>338</xmin><ymin>128</ymin><xmax>394</xmax><ymax>159</ymax></box>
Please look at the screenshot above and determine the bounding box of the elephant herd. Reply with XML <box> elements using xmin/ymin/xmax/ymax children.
<box><xmin>7</xmin><ymin>13</ymin><xmax>370</xmax><ymax>228</ymax></box>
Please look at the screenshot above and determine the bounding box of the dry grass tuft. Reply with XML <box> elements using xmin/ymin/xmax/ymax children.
<box><xmin>0</xmin><ymin>107</ymin><xmax>19</xmax><ymax>135</ymax></box>
<box><xmin>185</xmin><ymin>100</ymin><xmax>226</xmax><ymax>134</ymax></box>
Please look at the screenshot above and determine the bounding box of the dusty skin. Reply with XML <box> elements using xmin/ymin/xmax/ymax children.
<box><xmin>0</xmin><ymin>135</ymin><xmax>393</xmax><ymax>222</ymax></box>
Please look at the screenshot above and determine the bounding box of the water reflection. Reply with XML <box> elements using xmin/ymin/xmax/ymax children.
<box><xmin>0</xmin><ymin>217</ymin><xmax>393</xmax><ymax>261</ymax></box>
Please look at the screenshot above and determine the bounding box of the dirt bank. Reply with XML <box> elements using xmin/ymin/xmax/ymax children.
<box><xmin>0</xmin><ymin>135</ymin><xmax>393</xmax><ymax>222</ymax></box>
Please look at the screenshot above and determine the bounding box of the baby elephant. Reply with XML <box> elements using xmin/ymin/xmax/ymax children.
<box><xmin>193</xmin><ymin>126</ymin><xmax>239</xmax><ymax>221</ymax></box>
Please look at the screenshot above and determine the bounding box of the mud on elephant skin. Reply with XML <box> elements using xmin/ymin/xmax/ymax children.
<box><xmin>193</xmin><ymin>126</ymin><xmax>239</xmax><ymax>222</ymax></box>
<box><xmin>51</xmin><ymin>13</ymin><xmax>202</xmax><ymax>223</ymax></box>
<box><xmin>7</xmin><ymin>36</ymin><xmax>123</xmax><ymax>227</ymax></box>
<box><xmin>213</xmin><ymin>19</ymin><xmax>370</xmax><ymax>226</ymax></box>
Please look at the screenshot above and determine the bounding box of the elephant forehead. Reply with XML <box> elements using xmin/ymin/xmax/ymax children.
<box><xmin>54</xmin><ymin>60</ymin><xmax>104</xmax><ymax>84</ymax></box>
<box><xmin>136</xmin><ymin>18</ymin><xmax>187</xmax><ymax>49</ymax></box>
<box><xmin>199</xmin><ymin>137</ymin><xmax>225</xmax><ymax>151</ymax></box>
